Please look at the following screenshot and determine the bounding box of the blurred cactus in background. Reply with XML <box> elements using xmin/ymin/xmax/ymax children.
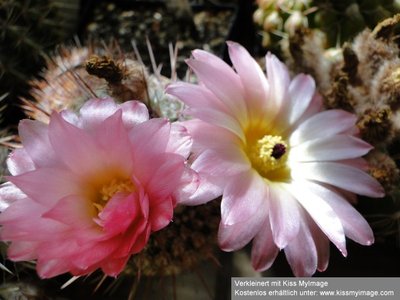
<box><xmin>253</xmin><ymin>0</ymin><xmax>400</xmax><ymax>48</ymax></box>
<box><xmin>0</xmin><ymin>0</ymin><xmax>79</xmax><ymax>126</ymax></box>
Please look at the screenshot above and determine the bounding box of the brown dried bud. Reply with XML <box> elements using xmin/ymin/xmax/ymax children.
<box><xmin>367</xmin><ymin>151</ymin><xmax>399</xmax><ymax>195</ymax></box>
<box><xmin>85</xmin><ymin>55</ymin><xmax>124</xmax><ymax>83</ymax></box>
<box><xmin>357</xmin><ymin>107</ymin><xmax>392</xmax><ymax>144</ymax></box>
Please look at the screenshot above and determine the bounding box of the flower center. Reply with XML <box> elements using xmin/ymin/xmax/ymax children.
<box><xmin>92</xmin><ymin>178</ymin><xmax>134</xmax><ymax>212</ymax></box>
<box><xmin>248</xmin><ymin>134</ymin><xmax>289</xmax><ymax>178</ymax></box>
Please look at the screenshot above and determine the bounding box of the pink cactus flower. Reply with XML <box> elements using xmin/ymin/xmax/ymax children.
<box><xmin>0</xmin><ymin>98</ymin><xmax>195</xmax><ymax>278</ymax></box>
<box><xmin>166</xmin><ymin>42</ymin><xmax>384</xmax><ymax>276</ymax></box>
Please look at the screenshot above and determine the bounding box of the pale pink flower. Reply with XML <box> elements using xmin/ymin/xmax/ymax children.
<box><xmin>166</xmin><ymin>42</ymin><xmax>384</xmax><ymax>276</ymax></box>
<box><xmin>0</xmin><ymin>98</ymin><xmax>195</xmax><ymax>278</ymax></box>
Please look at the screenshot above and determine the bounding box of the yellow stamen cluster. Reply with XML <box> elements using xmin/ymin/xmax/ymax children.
<box><xmin>248</xmin><ymin>134</ymin><xmax>288</xmax><ymax>178</ymax></box>
<box><xmin>93</xmin><ymin>178</ymin><xmax>134</xmax><ymax>212</ymax></box>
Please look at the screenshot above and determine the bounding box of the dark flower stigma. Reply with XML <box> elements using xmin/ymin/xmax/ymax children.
<box><xmin>271</xmin><ymin>143</ymin><xmax>286</xmax><ymax>159</ymax></box>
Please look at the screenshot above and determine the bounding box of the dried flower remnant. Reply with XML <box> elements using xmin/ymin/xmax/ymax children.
<box><xmin>0</xmin><ymin>98</ymin><xmax>196</xmax><ymax>278</ymax></box>
<box><xmin>21</xmin><ymin>45</ymin><xmax>149</xmax><ymax>123</ymax></box>
<box><xmin>167</xmin><ymin>42</ymin><xmax>384</xmax><ymax>276</ymax></box>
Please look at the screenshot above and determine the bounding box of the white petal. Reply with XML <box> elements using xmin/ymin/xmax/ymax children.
<box><xmin>288</xmin><ymin>74</ymin><xmax>316</xmax><ymax>125</ymax></box>
<box><xmin>290</xmin><ymin>109</ymin><xmax>357</xmax><ymax>146</ymax></box>
<box><xmin>287</xmin><ymin>180</ymin><xmax>347</xmax><ymax>256</ymax></box>
<box><xmin>284</xmin><ymin>222</ymin><xmax>318</xmax><ymax>277</ymax></box>
<box><xmin>289</xmin><ymin>135</ymin><xmax>373</xmax><ymax>162</ymax></box>
<box><xmin>305</xmin><ymin>182</ymin><xmax>374</xmax><ymax>245</ymax></box>
<box><xmin>268</xmin><ymin>184</ymin><xmax>300</xmax><ymax>249</ymax></box>
<box><xmin>291</xmin><ymin>161</ymin><xmax>384</xmax><ymax>197</ymax></box>
<box><xmin>266</xmin><ymin>53</ymin><xmax>290</xmax><ymax>110</ymax></box>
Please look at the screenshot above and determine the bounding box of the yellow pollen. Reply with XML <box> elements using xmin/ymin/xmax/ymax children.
<box><xmin>93</xmin><ymin>178</ymin><xmax>134</xmax><ymax>212</ymax></box>
<box><xmin>248</xmin><ymin>135</ymin><xmax>288</xmax><ymax>175</ymax></box>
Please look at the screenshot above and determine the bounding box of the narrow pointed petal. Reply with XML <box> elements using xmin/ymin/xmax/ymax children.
<box><xmin>290</xmin><ymin>135</ymin><xmax>373</xmax><ymax>162</ymax></box>
<box><xmin>166</xmin><ymin>82</ymin><xmax>228</xmax><ymax>112</ymax></box>
<box><xmin>191</xmin><ymin>149</ymin><xmax>250</xmax><ymax>177</ymax></box>
<box><xmin>291</xmin><ymin>162</ymin><xmax>385</xmax><ymax>197</ymax></box>
<box><xmin>290</xmin><ymin>110</ymin><xmax>357</xmax><ymax>146</ymax></box>
<box><xmin>221</xmin><ymin>171</ymin><xmax>268</xmax><ymax>226</ymax></box>
<box><xmin>219</xmin><ymin>206</ymin><xmax>267</xmax><ymax>251</ymax></box>
<box><xmin>287</xmin><ymin>180</ymin><xmax>347</xmax><ymax>256</ymax></box>
<box><xmin>251</xmin><ymin>216</ymin><xmax>279</xmax><ymax>272</ymax></box>
<box><xmin>227</xmin><ymin>41</ymin><xmax>269</xmax><ymax>118</ymax></box>
<box><xmin>288</xmin><ymin>74</ymin><xmax>316</xmax><ymax>124</ymax></box>
<box><xmin>284</xmin><ymin>222</ymin><xmax>318</xmax><ymax>277</ymax></box>
<box><xmin>184</xmin><ymin>107</ymin><xmax>245</xmax><ymax>141</ymax></box>
<box><xmin>305</xmin><ymin>182</ymin><xmax>374</xmax><ymax>245</ymax></box>
<box><xmin>266</xmin><ymin>52</ymin><xmax>290</xmax><ymax>109</ymax></box>
<box><xmin>269</xmin><ymin>184</ymin><xmax>300</xmax><ymax>249</ymax></box>
<box><xmin>186</xmin><ymin>55</ymin><xmax>247</xmax><ymax>123</ymax></box>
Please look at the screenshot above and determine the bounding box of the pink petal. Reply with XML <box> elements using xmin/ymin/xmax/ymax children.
<box><xmin>70</xmin><ymin>238</ymin><xmax>119</xmax><ymax>270</ymax></box>
<box><xmin>78</xmin><ymin>98</ymin><xmax>119</xmax><ymax>130</ymax></box>
<box><xmin>98</xmin><ymin>193</ymin><xmax>140</xmax><ymax>235</ymax></box>
<box><xmin>0</xmin><ymin>182</ymin><xmax>26</xmax><ymax>211</ymax></box>
<box><xmin>166</xmin><ymin>122</ymin><xmax>192</xmax><ymax>158</ymax></box>
<box><xmin>289</xmin><ymin>135</ymin><xmax>373</xmax><ymax>162</ymax></box>
<box><xmin>48</xmin><ymin>112</ymin><xmax>105</xmax><ymax>175</ymax></box>
<box><xmin>166</xmin><ymin>82</ymin><xmax>228</xmax><ymax>113</ymax></box>
<box><xmin>120</xmin><ymin>100</ymin><xmax>150</xmax><ymax>128</ymax></box>
<box><xmin>227</xmin><ymin>41</ymin><xmax>269</xmax><ymax>119</ymax></box>
<box><xmin>221</xmin><ymin>171</ymin><xmax>268</xmax><ymax>226</ymax></box>
<box><xmin>18</xmin><ymin>119</ymin><xmax>58</xmax><ymax>168</ymax></box>
<box><xmin>291</xmin><ymin>161</ymin><xmax>385</xmax><ymax>197</ymax></box>
<box><xmin>8</xmin><ymin>167</ymin><xmax>79</xmax><ymax>205</ymax></box>
<box><xmin>218</xmin><ymin>204</ymin><xmax>267</xmax><ymax>251</ymax></box>
<box><xmin>268</xmin><ymin>184</ymin><xmax>300</xmax><ymax>249</ymax></box>
<box><xmin>284</xmin><ymin>222</ymin><xmax>318</xmax><ymax>277</ymax></box>
<box><xmin>287</xmin><ymin>180</ymin><xmax>347</xmax><ymax>256</ymax></box>
<box><xmin>290</xmin><ymin>109</ymin><xmax>357</xmax><ymax>146</ymax></box>
<box><xmin>288</xmin><ymin>74</ymin><xmax>316</xmax><ymax>124</ymax></box>
<box><xmin>101</xmin><ymin>256</ymin><xmax>130</xmax><ymax>277</ymax></box>
<box><xmin>129</xmin><ymin>118</ymin><xmax>170</xmax><ymax>159</ymax></box>
<box><xmin>306</xmin><ymin>182</ymin><xmax>374</xmax><ymax>245</ymax></box>
<box><xmin>43</xmin><ymin>195</ymin><xmax>94</xmax><ymax>228</ymax></box>
<box><xmin>149</xmin><ymin>195</ymin><xmax>173</xmax><ymax>231</ymax></box>
<box><xmin>186</xmin><ymin>54</ymin><xmax>247</xmax><ymax>124</ymax></box>
<box><xmin>308</xmin><ymin>220</ymin><xmax>330</xmax><ymax>272</ymax></box>
<box><xmin>191</xmin><ymin>149</ymin><xmax>250</xmax><ymax>177</ymax></box>
<box><xmin>251</xmin><ymin>216</ymin><xmax>279</xmax><ymax>272</ymax></box>
<box><xmin>178</xmin><ymin>171</ymin><xmax>223</xmax><ymax>206</ymax></box>
<box><xmin>36</xmin><ymin>259</ymin><xmax>72</xmax><ymax>278</ymax></box>
<box><xmin>7</xmin><ymin>148</ymin><xmax>35</xmax><ymax>176</ymax></box>
<box><xmin>185</xmin><ymin>106</ymin><xmax>245</xmax><ymax>141</ymax></box>
<box><xmin>7</xmin><ymin>241</ymin><xmax>38</xmax><ymax>261</ymax></box>
<box><xmin>92</xmin><ymin>109</ymin><xmax>134</xmax><ymax>173</ymax></box>
<box><xmin>183</xmin><ymin>119</ymin><xmax>242</xmax><ymax>152</ymax></box>
<box><xmin>147</xmin><ymin>153</ymin><xmax>185</xmax><ymax>198</ymax></box>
